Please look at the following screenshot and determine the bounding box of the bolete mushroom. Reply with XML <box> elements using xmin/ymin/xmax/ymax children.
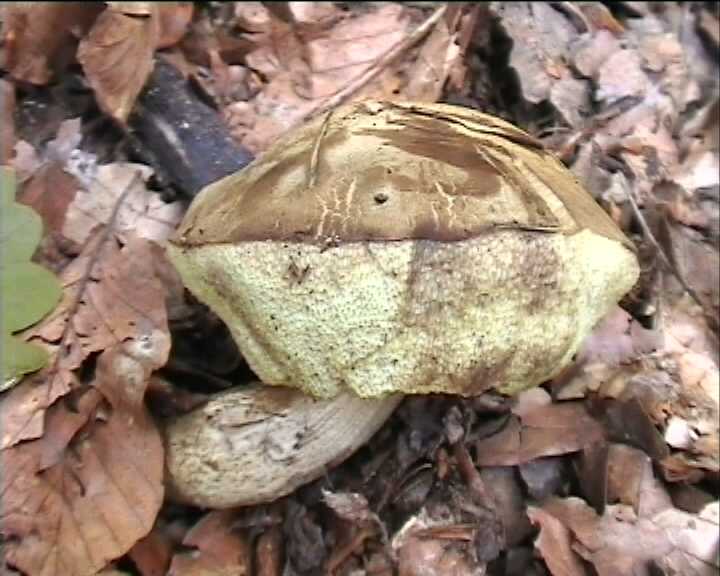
<box><xmin>165</xmin><ymin>100</ymin><xmax>639</xmax><ymax>508</ymax></box>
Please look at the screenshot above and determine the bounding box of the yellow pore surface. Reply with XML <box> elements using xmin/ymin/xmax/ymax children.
<box><xmin>168</xmin><ymin>228</ymin><xmax>639</xmax><ymax>399</ymax></box>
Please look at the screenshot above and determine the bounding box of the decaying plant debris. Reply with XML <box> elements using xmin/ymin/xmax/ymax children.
<box><xmin>0</xmin><ymin>2</ymin><xmax>718</xmax><ymax>576</ymax></box>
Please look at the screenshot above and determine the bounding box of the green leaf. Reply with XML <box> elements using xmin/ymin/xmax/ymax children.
<box><xmin>1</xmin><ymin>167</ymin><xmax>62</xmax><ymax>384</ymax></box>
<box><xmin>1</xmin><ymin>333</ymin><xmax>50</xmax><ymax>392</ymax></box>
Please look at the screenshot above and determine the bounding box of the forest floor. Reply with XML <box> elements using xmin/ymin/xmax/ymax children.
<box><xmin>1</xmin><ymin>3</ymin><xmax>718</xmax><ymax>575</ymax></box>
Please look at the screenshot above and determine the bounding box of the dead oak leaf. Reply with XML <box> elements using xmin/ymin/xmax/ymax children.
<box><xmin>77</xmin><ymin>5</ymin><xmax>160</xmax><ymax>124</ymax></box>
<box><xmin>1</xmin><ymin>330</ymin><xmax>168</xmax><ymax>576</ymax></box>
<box><xmin>2</xmin><ymin>235</ymin><xmax>169</xmax><ymax>449</ymax></box>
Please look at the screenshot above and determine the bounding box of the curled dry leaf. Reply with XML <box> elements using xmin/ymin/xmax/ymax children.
<box><xmin>77</xmin><ymin>5</ymin><xmax>160</xmax><ymax>124</ymax></box>
<box><xmin>578</xmin><ymin>2</ymin><xmax>625</xmax><ymax>35</ymax></box>
<box><xmin>0</xmin><ymin>326</ymin><xmax>169</xmax><ymax>576</ymax></box>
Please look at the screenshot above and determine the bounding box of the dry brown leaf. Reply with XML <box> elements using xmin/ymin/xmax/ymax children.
<box><xmin>558</xmin><ymin>292</ymin><xmax>719</xmax><ymax>480</ymax></box>
<box><xmin>168</xmin><ymin>510</ymin><xmax>251</xmax><ymax>576</ymax></box>
<box><xmin>13</xmin><ymin>119</ymin><xmax>83</xmax><ymax>244</ymax></box>
<box><xmin>62</xmin><ymin>163</ymin><xmax>183</xmax><ymax>245</ymax></box>
<box><xmin>17</xmin><ymin>162</ymin><xmax>79</xmax><ymax>236</ymax></box>
<box><xmin>228</xmin><ymin>3</ymin><xmax>413</xmax><ymax>152</ymax></box>
<box><xmin>475</xmin><ymin>402</ymin><xmax>605</xmax><ymax>467</ymax></box>
<box><xmin>13</xmin><ymin>118</ymin><xmax>181</xmax><ymax>246</ymax></box>
<box><xmin>256</xmin><ymin>526</ymin><xmax>283</xmax><ymax>576</ymax></box>
<box><xmin>392</xmin><ymin>509</ymin><xmax>485</xmax><ymax>576</ymax></box>
<box><xmin>538</xmin><ymin>497</ymin><xmax>719</xmax><ymax>576</ymax></box>
<box><xmin>552</xmin><ymin>306</ymin><xmax>661</xmax><ymax>401</ymax></box>
<box><xmin>403</xmin><ymin>7</ymin><xmax>461</xmax><ymax>102</ymax></box>
<box><xmin>0</xmin><ymin>325</ymin><xmax>168</xmax><ymax>576</ymax></box>
<box><xmin>157</xmin><ymin>2</ymin><xmax>193</xmax><ymax>49</ymax></box>
<box><xmin>2</xmin><ymin>3</ymin><xmax>101</xmax><ymax>84</ymax></box>
<box><xmin>47</xmin><ymin>117</ymin><xmax>84</xmax><ymax>163</ymax></box>
<box><xmin>606</xmin><ymin>443</ymin><xmax>651</xmax><ymax>510</ymax></box>
<box><xmin>698</xmin><ymin>6</ymin><xmax>720</xmax><ymax>51</ymax></box>
<box><xmin>672</xmin><ymin>146</ymin><xmax>720</xmax><ymax>200</ymax></box>
<box><xmin>127</xmin><ymin>526</ymin><xmax>173</xmax><ymax>576</ymax></box>
<box><xmin>106</xmin><ymin>2</ymin><xmax>155</xmax><ymax>16</ymax></box>
<box><xmin>77</xmin><ymin>5</ymin><xmax>160</xmax><ymax>124</ymax></box>
<box><xmin>480</xmin><ymin>467</ymin><xmax>533</xmax><ymax>547</ymax></box>
<box><xmin>2</xmin><ymin>236</ymin><xmax>170</xmax><ymax>449</ymax></box>
<box><xmin>527</xmin><ymin>507</ymin><xmax>589</xmax><ymax>576</ymax></box>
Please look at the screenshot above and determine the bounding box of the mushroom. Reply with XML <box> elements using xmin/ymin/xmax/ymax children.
<box><xmin>165</xmin><ymin>100</ymin><xmax>640</xmax><ymax>508</ymax></box>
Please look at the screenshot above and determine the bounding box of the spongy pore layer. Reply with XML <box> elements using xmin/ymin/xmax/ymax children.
<box><xmin>167</xmin><ymin>228</ymin><xmax>639</xmax><ymax>399</ymax></box>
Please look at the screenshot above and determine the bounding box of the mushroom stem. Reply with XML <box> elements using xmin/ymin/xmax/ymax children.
<box><xmin>164</xmin><ymin>385</ymin><xmax>402</xmax><ymax>508</ymax></box>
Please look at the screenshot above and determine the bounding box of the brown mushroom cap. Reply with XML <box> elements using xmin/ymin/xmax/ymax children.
<box><xmin>172</xmin><ymin>101</ymin><xmax>633</xmax><ymax>250</ymax></box>
<box><xmin>168</xmin><ymin>101</ymin><xmax>639</xmax><ymax>399</ymax></box>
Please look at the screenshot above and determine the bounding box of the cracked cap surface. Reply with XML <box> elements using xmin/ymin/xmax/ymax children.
<box><xmin>171</xmin><ymin>100</ymin><xmax>634</xmax><ymax>250</ymax></box>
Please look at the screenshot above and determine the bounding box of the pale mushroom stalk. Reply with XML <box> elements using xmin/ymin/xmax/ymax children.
<box><xmin>165</xmin><ymin>101</ymin><xmax>640</xmax><ymax>509</ymax></box>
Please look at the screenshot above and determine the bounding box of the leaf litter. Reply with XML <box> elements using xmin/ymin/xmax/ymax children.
<box><xmin>1</xmin><ymin>2</ymin><xmax>719</xmax><ymax>575</ymax></box>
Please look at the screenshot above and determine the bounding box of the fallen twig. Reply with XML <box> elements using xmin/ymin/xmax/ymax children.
<box><xmin>626</xmin><ymin>188</ymin><xmax>708</xmax><ymax>312</ymax></box>
<box><xmin>49</xmin><ymin>171</ymin><xmax>143</xmax><ymax>400</ymax></box>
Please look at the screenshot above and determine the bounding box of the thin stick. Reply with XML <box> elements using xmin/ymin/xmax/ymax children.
<box><xmin>626</xmin><ymin>188</ymin><xmax>706</xmax><ymax>310</ymax></box>
<box><xmin>49</xmin><ymin>172</ymin><xmax>143</xmax><ymax>398</ymax></box>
